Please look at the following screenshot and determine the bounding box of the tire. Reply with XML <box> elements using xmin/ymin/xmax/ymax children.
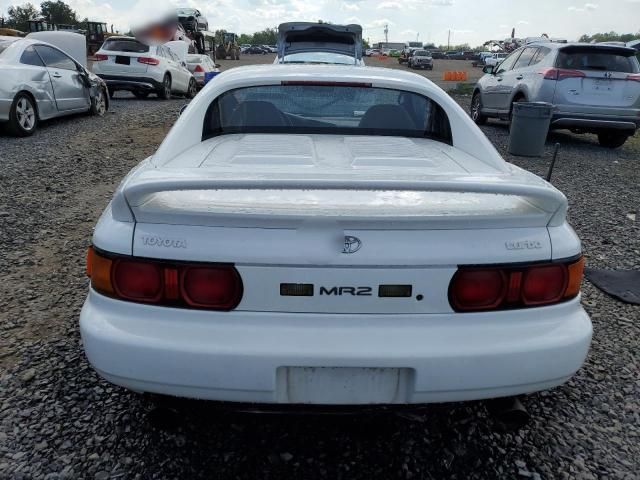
<box><xmin>89</xmin><ymin>87</ymin><xmax>107</xmax><ymax>116</ymax></box>
<box><xmin>470</xmin><ymin>92</ymin><xmax>488</xmax><ymax>125</ymax></box>
<box><xmin>597</xmin><ymin>131</ymin><xmax>629</xmax><ymax>149</ymax></box>
<box><xmin>8</xmin><ymin>93</ymin><xmax>38</xmax><ymax>136</ymax></box>
<box><xmin>186</xmin><ymin>79</ymin><xmax>197</xmax><ymax>99</ymax></box>
<box><xmin>157</xmin><ymin>75</ymin><xmax>171</xmax><ymax>100</ymax></box>
<box><xmin>133</xmin><ymin>91</ymin><xmax>149</xmax><ymax>99</ymax></box>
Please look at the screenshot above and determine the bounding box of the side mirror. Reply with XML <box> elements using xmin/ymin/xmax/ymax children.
<box><xmin>483</xmin><ymin>65</ymin><xmax>495</xmax><ymax>74</ymax></box>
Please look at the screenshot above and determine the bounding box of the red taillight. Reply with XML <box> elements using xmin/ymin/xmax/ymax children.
<box><xmin>137</xmin><ymin>56</ymin><xmax>160</xmax><ymax>65</ymax></box>
<box><xmin>449</xmin><ymin>270</ymin><xmax>506</xmax><ymax>311</ymax></box>
<box><xmin>94</xmin><ymin>54</ymin><xmax>108</xmax><ymax>61</ymax></box>
<box><xmin>449</xmin><ymin>257</ymin><xmax>584</xmax><ymax>312</ymax></box>
<box><xmin>87</xmin><ymin>248</ymin><xmax>243</xmax><ymax>310</ymax></box>
<box><xmin>113</xmin><ymin>260</ymin><xmax>163</xmax><ymax>302</ymax></box>
<box><xmin>521</xmin><ymin>265</ymin><xmax>567</xmax><ymax>305</ymax></box>
<box><xmin>181</xmin><ymin>267</ymin><xmax>242</xmax><ymax>309</ymax></box>
<box><xmin>626</xmin><ymin>73</ymin><xmax>640</xmax><ymax>82</ymax></box>
<box><xmin>194</xmin><ymin>64</ymin><xmax>204</xmax><ymax>72</ymax></box>
<box><xmin>540</xmin><ymin>68</ymin><xmax>586</xmax><ymax>81</ymax></box>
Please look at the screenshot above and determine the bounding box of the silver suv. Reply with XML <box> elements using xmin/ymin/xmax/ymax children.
<box><xmin>471</xmin><ymin>42</ymin><xmax>640</xmax><ymax>148</ymax></box>
<box><xmin>408</xmin><ymin>50</ymin><xmax>433</xmax><ymax>70</ymax></box>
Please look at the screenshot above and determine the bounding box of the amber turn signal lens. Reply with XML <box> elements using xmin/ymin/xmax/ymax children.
<box><xmin>87</xmin><ymin>246</ymin><xmax>114</xmax><ymax>295</ymax></box>
<box><xmin>564</xmin><ymin>256</ymin><xmax>585</xmax><ymax>298</ymax></box>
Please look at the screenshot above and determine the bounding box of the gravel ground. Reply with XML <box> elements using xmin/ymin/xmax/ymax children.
<box><xmin>0</xmin><ymin>86</ymin><xmax>638</xmax><ymax>480</ymax></box>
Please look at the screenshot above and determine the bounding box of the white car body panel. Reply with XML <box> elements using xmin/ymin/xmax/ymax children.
<box><xmin>81</xmin><ymin>64</ymin><xmax>591</xmax><ymax>405</ymax></box>
<box><xmin>81</xmin><ymin>292</ymin><xmax>591</xmax><ymax>403</ymax></box>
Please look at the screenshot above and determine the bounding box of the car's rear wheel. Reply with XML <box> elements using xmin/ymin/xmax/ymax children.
<box><xmin>158</xmin><ymin>75</ymin><xmax>172</xmax><ymax>100</ymax></box>
<box><xmin>8</xmin><ymin>93</ymin><xmax>38</xmax><ymax>136</ymax></box>
<box><xmin>186</xmin><ymin>79</ymin><xmax>197</xmax><ymax>99</ymax></box>
<box><xmin>470</xmin><ymin>92</ymin><xmax>488</xmax><ymax>125</ymax></box>
<box><xmin>597</xmin><ymin>131</ymin><xmax>629</xmax><ymax>149</ymax></box>
<box><xmin>89</xmin><ymin>87</ymin><xmax>107</xmax><ymax>116</ymax></box>
<box><xmin>134</xmin><ymin>91</ymin><xmax>149</xmax><ymax>99</ymax></box>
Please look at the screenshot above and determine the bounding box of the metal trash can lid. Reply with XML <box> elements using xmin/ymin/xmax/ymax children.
<box><xmin>512</xmin><ymin>102</ymin><xmax>554</xmax><ymax>118</ymax></box>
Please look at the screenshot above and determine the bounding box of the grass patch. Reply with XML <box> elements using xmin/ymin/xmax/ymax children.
<box><xmin>446</xmin><ymin>82</ymin><xmax>475</xmax><ymax>95</ymax></box>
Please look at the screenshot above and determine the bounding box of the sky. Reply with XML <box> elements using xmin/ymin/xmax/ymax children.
<box><xmin>2</xmin><ymin>0</ymin><xmax>639</xmax><ymax>46</ymax></box>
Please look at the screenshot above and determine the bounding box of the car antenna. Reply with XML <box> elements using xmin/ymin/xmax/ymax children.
<box><xmin>546</xmin><ymin>143</ymin><xmax>561</xmax><ymax>183</ymax></box>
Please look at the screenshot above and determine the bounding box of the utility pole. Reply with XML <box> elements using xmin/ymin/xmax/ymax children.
<box><xmin>384</xmin><ymin>23</ymin><xmax>388</xmax><ymax>43</ymax></box>
<box><xmin>447</xmin><ymin>29</ymin><xmax>451</xmax><ymax>50</ymax></box>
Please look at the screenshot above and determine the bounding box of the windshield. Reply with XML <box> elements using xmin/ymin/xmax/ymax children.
<box><xmin>282</xmin><ymin>52</ymin><xmax>357</xmax><ymax>65</ymax></box>
<box><xmin>415</xmin><ymin>51</ymin><xmax>430</xmax><ymax>57</ymax></box>
<box><xmin>203</xmin><ymin>84</ymin><xmax>452</xmax><ymax>144</ymax></box>
<box><xmin>556</xmin><ymin>47</ymin><xmax>639</xmax><ymax>73</ymax></box>
<box><xmin>176</xmin><ymin>8</ymin><xmax>197</xmax><ymax>15</ymax></box>
<box><xmin>102</xmin><ymin>38</ymin><xmax>149</xmax><ymax>53</ymax></box>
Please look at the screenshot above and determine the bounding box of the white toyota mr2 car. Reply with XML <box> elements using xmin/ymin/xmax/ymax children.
<box><xmin>81</xmin><ymin>65</ymin><xmax>592</xmax><ymax>406</ymax></box>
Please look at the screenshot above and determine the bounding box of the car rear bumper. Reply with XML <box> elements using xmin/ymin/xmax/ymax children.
<box><xmin>97</xmin><ymin>75</ymin><xmax>163</xmax><ymax>92</ymax></box>
<box><xmin>80</xmin><ymin>290</ymin><xmax>592</xmax><ymax>405</ymax></box>
<box><xmin>551</xmin><ymin>111</ymin><xmax>640</xmax><ymax>132</ymax></box>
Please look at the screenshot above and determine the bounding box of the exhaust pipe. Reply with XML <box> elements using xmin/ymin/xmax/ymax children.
<box><xmin>486</xmin><ymin>396</ymin><xmax>530</xmax><ymax>431</ymax></box>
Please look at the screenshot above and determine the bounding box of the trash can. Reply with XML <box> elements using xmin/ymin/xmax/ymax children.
<box><xmin>508</xmin><ymin>102</ymin><xmax>554</xmax><ymax>157</ymax></box>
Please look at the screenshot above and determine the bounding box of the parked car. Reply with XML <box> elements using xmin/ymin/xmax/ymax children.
<box><xmin>176</xmin><ymin>8</ymin><xmax>208</xmax><ymax>32</ymax></box>
<box><xmin>245</xmin><ymin>45</ymin><xmax>268</xmax><ymax>54</ymax></box>
<box><xmin>484</xmin><ymin>52</ymin><xmax>508</xmax><ymax>67</ymax></box>
<box><xmin>408</xmin><ymin>49</ymin><xmax>433</xmax><ymax>70</ymax></box>
<box><xmin>473</xmin><ymin>51</ymin><xmax>494</xmax><ymax>67</ymax></box>
<box><xmin>430</xmin><ymin>50</ymin><xmax>446</xmax><ymax>59</ymax></box>
<box><xmin>185</xmin><ymin>54</ymin><xmax>220</xmax><ymax>86</ymax></box>
<box><xmin>471</xmin><ymin>42</ymin><xmax>640</xmax><ymax>148</ymax></box>
<box><xmin>92</xmin><ymin>36</ymin><xmax>197</xmax><ymax>99</ymax></box>
<box><xmin>275</xmin><ymin>22</ymin><xmax>364</xmax><ymax>66</ymax></box>
<box><xmin>365</xmin><ymin>48</ymin><xmax>381</xmax><ymax>56</ymax></box>
<box><xmin>0</xmin><ymin>34</ymin><xmax>108</xmax><ymax>136</ymax></box>
<box><xmin>81</xmin><ymin>64</ymin><xmax>591</xmax><ymax>408</ymax></box>
<box><xmin>264</xmin><ymin>45</ymin><xmax>277</xmax><ymax>53</ymax></box>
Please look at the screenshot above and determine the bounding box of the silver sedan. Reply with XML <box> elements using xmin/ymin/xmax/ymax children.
<box><xmin>0</xmin><ymin>36</ymin><xmax>108</xmax><ymax>136</ymax></box>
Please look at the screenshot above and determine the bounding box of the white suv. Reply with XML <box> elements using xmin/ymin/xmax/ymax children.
<box><xmin>92</xmin><ymin>37</ymin><xmax>196</xmax><ymax>99</ymax></box>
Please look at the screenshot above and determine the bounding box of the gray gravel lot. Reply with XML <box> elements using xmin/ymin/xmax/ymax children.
<box><xmin>0</xmin><ymin>90</ymin><xmax>638</xmax><ymax>480</ymax></box>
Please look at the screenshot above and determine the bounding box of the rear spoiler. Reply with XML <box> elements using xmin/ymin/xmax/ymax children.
<box><xmin>276</xmin><ymin>22</ymin><xmax>362</xmax><ymax>62</ymax></box>
<box><xmin>111</xmin><ymin>172</ymin><xmax>568</xmax><ymax>227</ymax></box>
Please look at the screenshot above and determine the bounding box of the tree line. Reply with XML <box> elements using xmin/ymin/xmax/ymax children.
<box><xmin>0</xmin><ymin>1</ymin><xmax>83</xmax><ymax>32</ymax></box>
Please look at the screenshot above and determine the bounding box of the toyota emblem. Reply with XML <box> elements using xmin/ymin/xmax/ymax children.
<box><xmin>343</xmin><ymin>236</ymin><xmax>362</xmax><ymax>254</ymax></box>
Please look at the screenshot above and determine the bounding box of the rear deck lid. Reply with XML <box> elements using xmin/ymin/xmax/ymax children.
<box><xmin>277</xmin><ymin>22</ymin><xmax>362</xmax><ymax>62</ymax></box>
<box><xmin>123</xmin><ymin>134</ymin><xmax>566</xmax><ymax>231</ymax></box>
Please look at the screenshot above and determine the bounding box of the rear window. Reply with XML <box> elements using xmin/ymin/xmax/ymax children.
<box><xmin>556</xmin><ymin>47</ymin><xmax>639</xmax><ymax>73</ymax></box>
<box><xmin>202</xmin><ymin>84</ymin><xmax>452</xmax><ymax>144</ymax></box>
<box><xmin>102</xmin><ymin>39</ymin><xmax>149</xmax><ymax>53</ymax></box>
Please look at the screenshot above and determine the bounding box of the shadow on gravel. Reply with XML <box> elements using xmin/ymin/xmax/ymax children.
<box><xmin>131</xmin><ymin>396</ymin><xmax>514</xmax><ymax>478</ymax></box>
